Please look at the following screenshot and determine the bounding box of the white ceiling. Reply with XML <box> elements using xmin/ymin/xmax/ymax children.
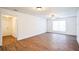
<box><xmin>2</xmin><ymin>7</ymin><xmax>78</xmax><ymax>19</ymax></box>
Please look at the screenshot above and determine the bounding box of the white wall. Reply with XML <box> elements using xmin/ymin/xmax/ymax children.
<box><xmin>0</xmin><ymin>8</ymin><xmax>47</xmax><ymax>42</ymax></box>
<box><xmin>47</xmin><ymin>16</ymin><xmax>77</xmax><ymax>35</ymax></box>
<box><xmin>0</xmin><ymin>12</ymin><xmax>2</xmax><ymax>46</ymax></box>
<box><xmin>17</xmin><ymin>13</ymin><xmax>47</xmax><ymax>40</ymax></box>
<box><xmin>66</xmin><ymin>16</ymin><xmax>76</xmax><ymax>35</ymax></box>
<box><xmin>77</xmin><ymin>9</ymin><xmax>79</xmax><ymax>44</ymax></box>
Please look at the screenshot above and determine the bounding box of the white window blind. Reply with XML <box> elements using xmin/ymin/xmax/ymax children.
<box><xmin>52</xmin><ymin>21</ymin><xmax>66</xmax><ymax>32</ymax></box>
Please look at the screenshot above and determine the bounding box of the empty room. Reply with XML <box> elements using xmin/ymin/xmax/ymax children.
<box><xmin>0</xmin><ymin>7</ymin><xmax>79</xmax><ymax>51</ymax></box>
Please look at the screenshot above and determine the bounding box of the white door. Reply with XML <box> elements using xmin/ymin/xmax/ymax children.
<box><xmin>2</xmin><ymin>17</ymin><xmax>13</xmax><ymax>36</ymax></box>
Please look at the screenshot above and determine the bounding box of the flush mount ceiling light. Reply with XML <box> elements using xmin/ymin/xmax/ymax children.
<box><xmin>33</xmin><ymin>7</ymin><xmax>45</xmax><ymax>11</ymax></box>
<box><xmin>49</xmin><ymin>14</ymin><xmax>55</xmax><ymax>17</ymax></box>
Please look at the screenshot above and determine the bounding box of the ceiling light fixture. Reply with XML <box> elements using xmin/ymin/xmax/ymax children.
<box><xmin>48</xmin><ymin>14</ymin><xmax>56</xmax><ymax>19</ymax></box>
<box><xmin>34</xmin><ymin>7</ymin><xmax>45</xmax><ymax>11</ymax></box>
<box><xmin>49</xmin><ymin>14</ymin><xmax>55</xmax><ymax>17</ymax></box>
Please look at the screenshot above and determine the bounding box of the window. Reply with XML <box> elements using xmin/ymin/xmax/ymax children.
<box><xmin>52</xmin><ymin>21</ymin><xmax>66</xmax><ymax>32</ymax></box>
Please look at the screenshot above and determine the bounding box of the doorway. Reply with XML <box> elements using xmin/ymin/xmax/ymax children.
<box><xmin>1</xmin><ymin>15</ymin><xmax>17</xmax><ymax>50</ymax></box>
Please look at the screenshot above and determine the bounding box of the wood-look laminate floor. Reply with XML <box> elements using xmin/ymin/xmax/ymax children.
<box><xmin>0</xmin><ymin>33</ymin><xmax>79</xmax><ymax>51</ymax></box>
<box><xmin>2</xmin><ymin>35</ymin><xmax>16</xmax><ymax>51</ymax></box>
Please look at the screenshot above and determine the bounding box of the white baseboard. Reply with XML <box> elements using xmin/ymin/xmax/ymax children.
<box><xmin>18</xmin><ymin>32</ymin><xmax>46</xmax><ymax>40</ymax></box>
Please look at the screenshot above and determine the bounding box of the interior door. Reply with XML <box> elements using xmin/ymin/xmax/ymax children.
<box><xmin>2</xmin><ymin>17</ymin><xmax>12</xmax><ymax>36</ymax></box>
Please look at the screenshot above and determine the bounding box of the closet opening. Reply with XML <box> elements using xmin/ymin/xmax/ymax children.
<box><xmin>1</xmin><ymin>15</ymin><xmax>17</xmax><ymax>50</ymax></box>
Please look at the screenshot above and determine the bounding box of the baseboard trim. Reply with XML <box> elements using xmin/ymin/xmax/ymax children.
<box><xmin>3</xmin><ymin>35</ymin><xmax>12</xmax><ymax>37</ymax></box>
<box><xmin>19</xmin><ymin>32</ymin><xmax>47</xmax><ymax>41</ymax></box>
<box><xmin>11</xmin><ymin>35</ymin><xmax>17</xmax><ymax>39</ymax></box>
<box><xmin>49</xmin><ymin>32</ymin><xmax>77</xmax><ymax>37</ymax></box>
<box><xmin>19</xmin><ymin>32</ymin><xmax>76</xmax><ymax>41</ymax></box>
<box><xmin>3</xmin><ymin>35</ymin><xmax>17</xmax><ymax>39</ymax></box>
